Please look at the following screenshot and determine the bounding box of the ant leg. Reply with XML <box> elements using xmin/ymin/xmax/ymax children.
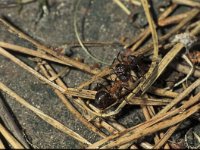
<box><xmin>111</xmin><ymin>51</ymin><xmax>123</xmax><ymax>66</ymax></box>
<box><xmin>116</xmin><ymin>51</ymin><xmax>122</xmax><ymax>62</ymax></box>
<box><xmin>111</xmin><ymin>58</ymin><xmax>117</xmax><ymax>67</ymax></box>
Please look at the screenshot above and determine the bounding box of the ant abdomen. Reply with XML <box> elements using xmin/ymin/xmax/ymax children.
<box><xmin>94</xmin><ymin>90</ymin><xmax>116</xmax><ymax>109</ymax></box>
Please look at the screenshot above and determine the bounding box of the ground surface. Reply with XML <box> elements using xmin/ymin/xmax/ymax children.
<box><xmin>0</xmin><ymin>0</ymin><xmax>142</xmax><ymax>148</ymax></box>
<box><xmin>0</xmin><ymin>0</ymin><xmax>199</xmax><ymax>149</ymax></box>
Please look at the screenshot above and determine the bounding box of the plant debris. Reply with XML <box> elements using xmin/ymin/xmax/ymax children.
<box><xmin>0</xmin><ymin>0</ymin><xmax>199</xmax><ymax>149</ymax></box>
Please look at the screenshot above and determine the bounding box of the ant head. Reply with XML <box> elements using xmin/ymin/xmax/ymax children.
<box><xmin>115</xmin><ymin>64</ymin><xmax>130</xmax><ymax>73</ymax></box>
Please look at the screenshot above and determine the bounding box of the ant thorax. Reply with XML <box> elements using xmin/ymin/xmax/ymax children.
<box><xmin>114</xmin><ymin>63</ymin><xmax>131</xmax><ymax>82</ymax></box>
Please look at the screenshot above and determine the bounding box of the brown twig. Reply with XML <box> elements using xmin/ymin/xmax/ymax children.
<box><xmin>158</xmin><ymin>13</ymin><xmax>189</xmax><ymax>26</ymax></box>
<box><xmin>158</xmin><ymin>3</ymin><xmax>178</xmax><ymax>20</ymax></box>
<box><xmin>153</xmin><ymin>123</ymin><xmax>181</xmax><ymax>149</ymax></box>
<box><xmin>87</xmin><ymin>81</ymin><xmax>200</xmax><ymax>148</ymax></box>
<box><xmin>0</xmin><ymin>46</ymin><xmax>97</xmax><ymax>99</ymax></box>
<box><xmin>0</xmin><ymin>41</ymin><xmax>71</xmax><ymax>66</ymax></box>
<box><xmin>132</xmin><ymin>9</ymin><xmax>199</xmax><ymax>57</ymax></box>
<box><xmin>0</xmin><ymin>95</ymin><xmax>30</xmax><ymax>148</ymax></box>
<box><xmin>0</xmin><ymin>18</ymin><xmax>100</xmax><ymax>75</ymax></box>
<box><xmin>39</xmin><ymin>62</ymin><xmax>107</xmax><ymax>138</ymax></box>
<box><xmin>0</xmin><ymin>139</ymin><xmax>5</xmax><ymax>149</ymax></box>
<box><xmin>173</xmin><ymin>0</ymin><xmax>200</xmax><ymax>8</ymax></box>
<box><xmin>0</xmin><ymin>123</ymin><xmax>24</xmax><ymax>149</ymax></box>
<box><xmin>0</xmin><ymin>82</ymin><xmax>91</xmax><ymax>145</ymax></box>
<box><xmin>148</xmin><ymin>87</ymin><xmax>178</xmax><ymax>98</ymax></box>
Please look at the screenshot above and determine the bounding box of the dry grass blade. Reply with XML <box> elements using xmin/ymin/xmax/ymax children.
<box><xmin>0</xmin><ymin>46</ymin><xmax>96</xmax><ymax>99</ymax></box>
<box><xmin>0</xmin><ymin>18</ymin><xmax>100</xmax><ymax>75</ymax></box>
<box><xmin>40</xmin><ymin>63</ymin><xmax>107</xmax><ymax>138</ymax></box>
<box><xmin>150</xmin><ymin>19</ymin><xmax>200</xmax><ymax>89</ymax></box>
<box><xmin>135</xmin><ymin>0</ymin><xmax>159</xmax><ymax>94</ymax></box>
<box><xmin>113</xmin><ymin>0</ymin><xmax>131</xmax><ymax>15</ymax></box>
<box><xmin>128</xmin><ymin>97</ymin><xmax>171</xmax><ymax>106</ymax></box>
<box><xmin>173</xmin><ymin>0</ymin><xmax>200</xmax><ymax>8</ymax></box>
<box><xmin>153</xmin><ymin>124</ymin><xmax>180</xmax><ymax>149</ymax></box>
<box><xmin>0</xmin><ymin>41</ymin><xmax>71</xmax><ymax>66</ymax></box>
<box><xmin>0</xmin><ymin>123</ymin><xmax>24</xmax><ymax>149</ymax></box>
<box><xmin>0</xmin><ymin>82</ymin><xmax>91</xmax><ymax>145</ymax></box>
<box><xmin>158</xmin><ymin>78</ymin><xmax>200</xmax><ymax>115</ymax></box>
<box><xmin>148</xmin><ymin>87</ymin><xmax>178</xmax><ymax>98</ymax></box>
<box><xmin>132</xmin><ymin>8</ymin><xmax>199</xmax><ymax>57</ymax></box>
<box><xmin>0</xmin><ymin>95</ymin><xmax>30</xmax><ymax>148</ymax></box>
<box><xmin>101</xmin><ymin>104</ymin><xmax>200</xmax><ymax>149</ymax></box>
<box><xmin>0</xmin><ymin>139</ymin><xmax>5</xmax><ymax>149</ymax></box>
<box><xmin>87</xmin><ymin>87</ymin><xmax>200</xmax><ymax>148</ymax></box>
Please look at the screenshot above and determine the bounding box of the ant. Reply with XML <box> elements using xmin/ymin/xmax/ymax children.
<box><xmin>113</xmin><ymin>53</ymin><xmax>142</xmax><ymax>82</ymax></box>
<box><xmin>93</xmin><ymin>53</ymin><xmax>145</xmax><ymax>110</ymax></box>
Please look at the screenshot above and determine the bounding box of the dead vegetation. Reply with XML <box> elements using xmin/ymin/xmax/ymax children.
<box><xmin>0</xmin><ymin>0</ymin><xmax>200</xmax><ymax>149</ymax></box>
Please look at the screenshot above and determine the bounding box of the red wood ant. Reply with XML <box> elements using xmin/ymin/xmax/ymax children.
<box><xmin>93</xmin><ymin>53</ymin><xmax>145</xmax><ymax>109</ymax></box>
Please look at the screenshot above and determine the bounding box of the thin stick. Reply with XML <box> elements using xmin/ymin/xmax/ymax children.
<box><xmin>0</xmin><ymin>41</ymin><xmax>71</xmax><ymax>66</ymax></box>
<box><xmin>0</xmin><ymin>139</ymin><xmax>5</xmax><ymax>149</ymax></box>
<box><xmin>0</xmin><ymin>18</ymin><xmax>100</xmax><ymax>75</ymax></box>
<box><xmin>0</xmin><ymin>123</ymin><xmax>24</xmax><ymax>149</ymax></box>
<box><xmin>132</xmin><ymin>9</ymin><xmax>199</xmax><ymax>57</ymax></box>
<box><xmin>158</xmin><ymin>3</ymin><xmax>178</xmax><ymax>20</ymax></box>
<box><xmin>173</xmin><ymin>0</ymin><xmax>200</xmax><ymax>8</ymax></box>
<box><xmin>153</xmin><ymin>123</ymin><xmax>180</xmax><ymax>149</ymax></box>
<box><xmin>113</xmin><ymin>0</ymin><xmax>131</xmax><ymax>15</ymax></box>
<box><xmin>148</xmin><ymin>87</ymin><xmax>178</xmax><ymax>98</ymax></box>
<box><xmin>172</xmin><ymin>63</ymin><xmax>200</xmax><ymax>78</ymax></box>
<box><xmin>158</xmin><ymin>13</ymin><xmax>188</xmax><ymax>26</ymax></box>
<box><xmin>0</xmin><ymin>82</ymin><xmax>91</xmax><ymax>145</ymax></box>
<box><xmin>128</xmin><ymin>97</ymin><xmax>171</xmax><ymax>106</ymax></box>
<box><xmin>0</xmin><ymin>46</ymin><xmax>96</xmax><ymax>99</ymax></box>
<box><xmin>0</xmin><ymin>95</ymin><xmax>30</xmax><ymax>148</ymax></box>
<box><xmin>40</xmin><ymin>63</ymin><xmax>107</xmax><ymax>138</ymax></box>
<box><xmin>74</xmin><ymin>0</ymin><xmax>109</xmax><ymax>65</ymax></box>
<box><xmin>88</xmin><ymin>88</ymin><xmax>200</xmax><ymax>148</ymax></box>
